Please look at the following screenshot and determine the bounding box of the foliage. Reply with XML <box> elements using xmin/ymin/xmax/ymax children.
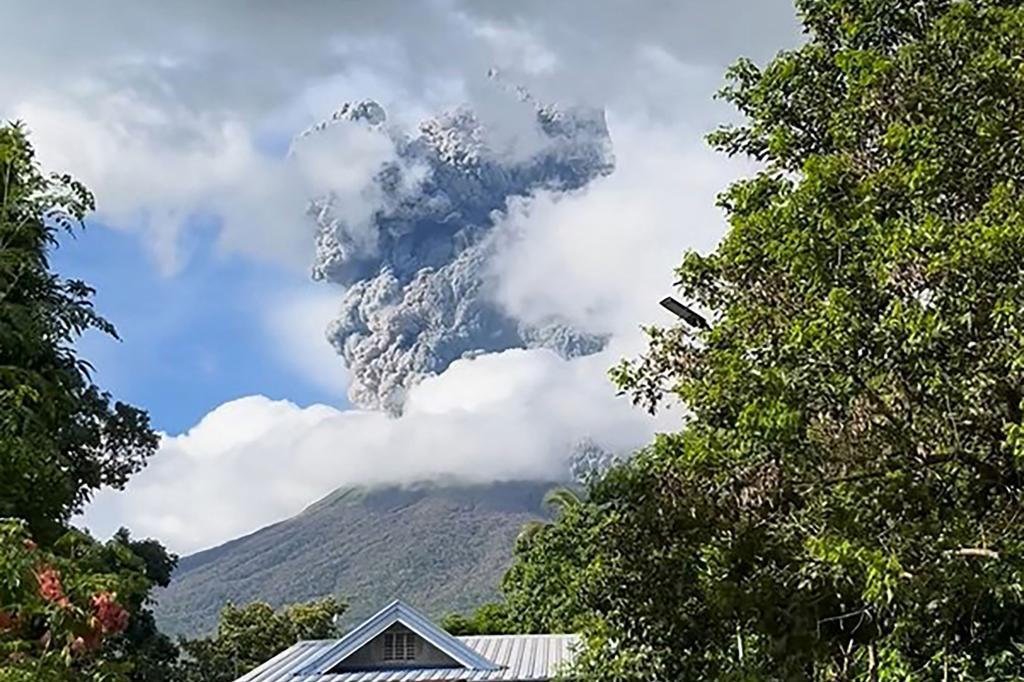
<box><xmin>0</xmin><ymin>123</ymin><xmax>176</xmax><ymax>680</ymax></box>
<box><xmin>441</xmin><ymin>602</ymin><xmax>512</xmax><ymax>636</ymax></box>
<box><xmin>0</xmin><ymin>122</ymin><xmax>159</xmax><ymax>543</ymax></box>
<box><xmin>499</xmin><ymin>0</ymin><xmax>1024</xmax><ymax>679</ymax></box>
<box><xmin>516</xmin><ymin>486</ymin><xmax>583</xmax><ymax>545</ymax></box>
<box><xmin>96</xmin><ymin>529</ymin><xmax>179</xmax><ymax>682</ymax></box>
<box><xmin>0</xmin><ymin>520</ymin><xmax>137</xmax><ymax>681</ymax></box>
<box><xmin>176</xmin><ymin>597</ymin><xmax>347</xmax><ymax>682</ymax></box>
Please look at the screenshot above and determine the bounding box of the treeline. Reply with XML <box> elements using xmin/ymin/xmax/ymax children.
<box><xmin>444</xmin><ymin>0</ymin><xmax>1024</xmax><ymax>679</ymax></box>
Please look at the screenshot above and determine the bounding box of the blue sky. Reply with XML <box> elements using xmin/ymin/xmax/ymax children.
<box><xmin>52</xmin><ymin>217</ymin><xmax>347</xmax><ymax>435</ymax></box>
<box><xmin>2</xmin><ymin>1</ymin><xmax>801</xmax><ymax>552</ymax></box>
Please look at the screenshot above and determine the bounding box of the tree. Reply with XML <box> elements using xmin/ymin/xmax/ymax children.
<box><xmin>441</xmin><ymin>602</ymin><xmax>512</xmax><ymax>636</ymax></box>
<box><xmin>0</xmin><ymin>123</ymin><xmax>176</xmax><ymax>680</ymax></box>
<box><xmin>0</xmin><ymin>520</ymin><xmax>135</xmax><ymax>682</ymax></box>
<box><xmin>517</xmin><ymin>486</ymin><xmax>583</xmax><ymax>544</ymax></box>
<box><xmin>176</xmin><ymin>597</ymin><xmax>347</xmax><ymax>682</ymax></box>
<box><xmin>0</xmin><ymin>122</ymin><xmax>159</xmax><ymax>543</ymax></box>
<box><xmin>97</xmin><ymin>529</ymin><xmax>179</xmax><ymax>682</ymax></box>
<box><xmin>0</xmin><ymin>520</ymin><xmax>179</xmax><ymax>682</ymax></box>
<box><xmin>501</xmin><ymin>0</ymin><xmax>1024</xmax><ymax>679</ymax></box>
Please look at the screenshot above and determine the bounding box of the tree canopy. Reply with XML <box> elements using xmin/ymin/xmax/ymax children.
<box><xmin>176</xmin><ymin>598</ymin><xmax>347</xmax><ymax>682</ymax></box>
<box><xmin>0</xmin><ymin>123</ymin><xmax>180</xmax><ymax>681</ymax></box>
<box><xmin>494</xmin><ymin>0</ymin><xmax>1024</xmax><ymax>679</ymax></box>
<box><xmin>0</xmin><ymin>123</ymin><xmax>159</xmax><ymax>543</ymax></box>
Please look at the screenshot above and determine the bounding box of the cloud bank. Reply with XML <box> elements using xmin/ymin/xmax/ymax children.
<box><xmin>90</xmin><ymin>347</ymin><xmax>669</xmax><ymax>553</ymax></box>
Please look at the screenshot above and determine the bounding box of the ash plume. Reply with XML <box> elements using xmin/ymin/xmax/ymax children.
<box><xmin>298</xmin><ymin>86</ymin><xmax>615</xmax><ymax>413</ymax></box>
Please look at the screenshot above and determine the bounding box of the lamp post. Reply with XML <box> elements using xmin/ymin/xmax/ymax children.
<box><xmin>659</xmin><ymin>296</ymin><xmax>708</xmax><ymax>329</ymax></box>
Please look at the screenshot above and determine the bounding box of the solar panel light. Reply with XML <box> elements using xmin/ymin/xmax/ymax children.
<box><xmin>659</xmin><ymin>296</ymin><xmax>709</xmax><ymax>329</ymax></box>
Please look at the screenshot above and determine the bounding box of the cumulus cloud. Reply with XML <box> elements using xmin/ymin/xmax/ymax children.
<box><xmin>487</xmin><ymin>115</ymin><xmax>757</xmax><ymax>343</ymax></box>
<box><xmin>83</xmin><ymin>347</ymin><xmax>669</xmax><ymax>553</ymax></box>
<box><xmin>11</xmin><ymin>88</ymin><xmax>404</xmax><ymax>274</ymax></box>
<box><xmin>0</xmin><ymin>1</ymin><xmax>799</xmax><ymax>272</ymax></box>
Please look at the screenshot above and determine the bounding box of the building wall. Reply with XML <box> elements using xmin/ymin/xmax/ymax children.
<box><xmin>330</xmin><ymin>623</ymin><xmax>459</xmax><ymax>671</ymax></box>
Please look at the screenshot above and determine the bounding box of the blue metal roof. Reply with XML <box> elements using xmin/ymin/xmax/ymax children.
<box><xmin>235</xmin><ymin>600</ymin><xmax>580</xmax><ymax>682</ymax></box>
<box><xmin>238</xmin><ymin>634</ymin><xmax>580</xmax><ymax>682</ymax></box>
<box><xmin>294</xmin><ymin>600</ymin><xmax>498</xmax><ymax>674</ymax></box>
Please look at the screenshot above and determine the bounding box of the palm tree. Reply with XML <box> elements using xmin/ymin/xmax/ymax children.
<box><xmin>516</xmin><ymin>486</ymin><xmax>584</xmax><ymax>545</ymax></box>
<box><xmin>542</xmin><ymin>486</ymin><xmax>582</xmax><ymax>517</ymax></box>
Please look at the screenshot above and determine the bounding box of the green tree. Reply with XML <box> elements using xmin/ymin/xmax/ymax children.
<box><xmin>0</xmin><ymin>520</ymin><xmax>138</xmax><ymax>682</ymax></box>
<box><xmin>517</xmin><ymin>486</ymin><xmax>583</xmax><ymax>544</ymax></box>
<box><xmin>0</xmin><ymin>520</ymin><xmax>179</xmax><ymax>682</ymax></box>
<box><xmin>97</xmin><ymin>529</ymin><xmax>179</xmax><ymax>682</ymax></box>
<box><xmin>441</xmin><ymin>602</ymin><xmax>512</xmax><ymax>636</ymax></box>
<box><xmin>502</xmin><ymin>0</ymin><xmax>1024</xmax><ymax>679</ymax></box>
<box><xmin>0</xmin><ymin>123</ymin><xmax>176</xmax><ymax>680</ymax></box>
<box><xmin>176</xmin><ymin>597</ymin><xmax>347</xmax><ymax>682</ymax></box>
<box><xmin>0</xmin><ymin>122</ymin><xmax>159</xmax><ymax>544</ymax></box>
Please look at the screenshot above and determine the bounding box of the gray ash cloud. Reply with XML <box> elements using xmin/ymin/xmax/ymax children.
<box><xmin>300</xmin><ymin>90</ymin><xmax>615</xmax><ymax>413</ymax></box>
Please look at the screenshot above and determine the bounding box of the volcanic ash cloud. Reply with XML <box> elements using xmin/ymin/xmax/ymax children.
<box><xmin>295</xmin><ymin>93</ymin><xmax>615</xmax><ymax>413</ymax></box>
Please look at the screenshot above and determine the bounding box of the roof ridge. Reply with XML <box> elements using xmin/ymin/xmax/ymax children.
<box><xmin>296</xmin><ymin>600</ymin><xmax>500</xmax><ymax>674</ymax></box>
<box><xmin>236</xmin><ymin>631</ymin><xmax>581</xmax><ymax>682</ymax></box>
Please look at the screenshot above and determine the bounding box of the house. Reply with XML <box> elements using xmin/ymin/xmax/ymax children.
<box><xmin>235</xmin><ymin>599</ymin><xmax>579</xmax><ymax>681</ymax></box>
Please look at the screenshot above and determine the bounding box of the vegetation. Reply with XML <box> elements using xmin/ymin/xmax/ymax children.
<box><xmin>0</xmin><ymin>123</ymin><xmax>159</xmax><ymax>545</ymax></box>
<box><xmin>0</xmin><ymin>520</ymin><xmax>130</xmax><ymax>681</ymax></box>
<box><xmin>0</xmin><ymin>122</ymin><xmax>178</xmax><ymax>681</ymax></box>
<box><xmin>176</xmin><ymin>598</ymin><xmax>345</xmax><ymax>682</ymax></box>
<box><xmin>478</xmin><ymin>0</ymin><xmax>1024</xmax><ymax>679</ymax></box>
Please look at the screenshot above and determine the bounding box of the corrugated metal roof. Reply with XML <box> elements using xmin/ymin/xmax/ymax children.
<box><xmin>297</xmin><ymin>600</ymin><xmax>499</xmax><ymax>674</ymax></box>
<box><xmin>237</xmin><ymin>634</ymin><xmax>581</xmax><ymax>682</ymax></box>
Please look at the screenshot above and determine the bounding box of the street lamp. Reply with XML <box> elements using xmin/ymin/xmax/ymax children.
<box><xmin>659</xmin><ymin>296</ymin><xmax>708</xmax><ymax>330</ymax></box>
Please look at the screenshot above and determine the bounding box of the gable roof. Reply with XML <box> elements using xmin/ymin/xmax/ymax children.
<box><xmin>237</xmin><ymin>634</ymin><xmax>581</xmax><ymax>682</ymax></box>
<box><xmin>295</xmin><ymin>599</ymin><xmax>500</xmax><ymax>675</ymax></box>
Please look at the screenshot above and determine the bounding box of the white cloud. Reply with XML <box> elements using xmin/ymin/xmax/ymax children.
<box><xmin>487</xmin><ymin>114</ymin><xmax>755</xmax><ymax>344</ymax></box>
<box><xmin>262</xmin><ymin>286</ymin><xmax>350</xmax><ymax>396</ymax></box>
<box><xmin>12</xmin><ymin>87</ymin><xmax>404</xmax><ymax>275</ymax></box>
<box><xmin>0</xmin><ymin>1</ymin><xmax>799</xmax><ymax>272</ymax></box>
<box><xmin>82</xmin><ymin>347</ymin><xmax>665</xmax><ymax>554</ymax></box>
<box><xmin>470</xmin><ymin>22</ymin><xmax>559</xmax><ymax>75</ymax></box>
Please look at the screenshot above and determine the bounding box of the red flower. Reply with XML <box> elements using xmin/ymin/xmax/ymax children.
<box><xmin>90</xmin><ymin>592</ymin><xmax>129</xmax><ymax>634</ymax></box>
<box><xmin>35</xmin><ymin>566</ymin><xmax>69</xmax><ymax>607</ymax></box>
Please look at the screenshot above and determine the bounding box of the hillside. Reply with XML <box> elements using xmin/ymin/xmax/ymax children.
<box><xmin>153</xmin><ymin>480</ymin><xmax>556</xmax><ymax>637</ymax></box>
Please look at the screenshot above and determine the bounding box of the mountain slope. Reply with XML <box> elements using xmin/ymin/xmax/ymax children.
<box><xmin>153</xmin><ymin>480</ymin><xmax>555</xmax><ymax>637</ymax></box>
